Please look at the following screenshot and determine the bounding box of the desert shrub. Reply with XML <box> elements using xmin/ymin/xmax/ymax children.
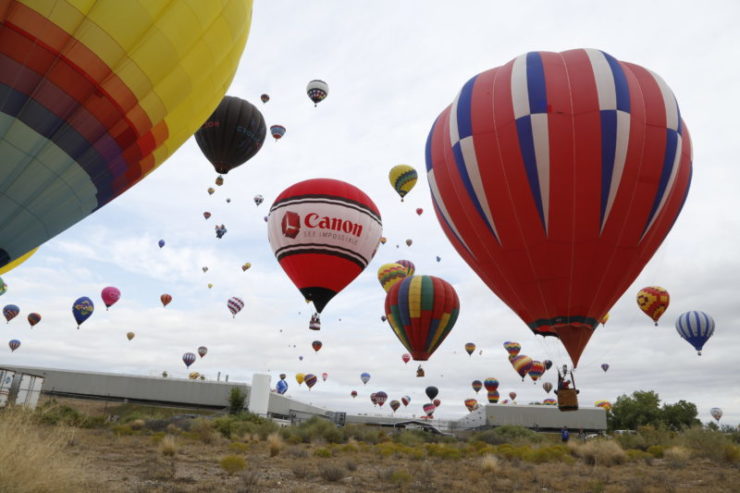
<box><xmin>646</xmin><ymin>445</ymin><xmax>665</xmax><ymax>458</ymax></box>
<box><xmin>637</xmin><ymin>425</ymin><xmax>675</xmax><ymax>447</ymax></box>
<box><xmin>150</xmin><ymin>431</ymin><xmax>166</xmax><ymax>444</ymax></box>
<box><xmin>319</xmin><ymin>463</ymin><xmax>346</xmax><ymax>482</ymax></box>
<box><xmin>213</xmin><ymin>413</ymin><xmax>277</xmax><ymax>440</ymax></box>
<box><xmin>526</xmin><ymin>445</ymin><xmax>574</xmax><ymax>464</ymax></box>
<box><xmin>344</xmin><ymin>424</ymin><xmax>383</xmax><ymax>444</ymax></box>
<box><xmin>393</xmin><ymin>430</ymin><xmax>427</xmax><ymax>447</ymax></box>
<box><xmin>425</xmin><ymin>443</ymin><xmax>462</xmax><ymax>459</ymax></box>
<box><xmin>677</xmin><ymin>426</ymin><xmax>731</xmax><ymax>461</ymax></box>
<box><xmin>229</xmin><ymin>441</ymin><xmax>249</xmax><ymax>453</ymax></box>
<box><xmin>473</xmin><ymin>425</ymin><xmax>543</xmax><ymax>445</ymax></box>
<box><xmin>389</xmin><ymin>468</ymin><xmax>412</xmax><ymax>485</ymax></box>
<box><xmin>663</xmin><ymin>446</ymin><xmax>692</xmax><ymax>468</ymax></box>
<box><xmin>219</xmin><ymin>455</ymin><xmax>247</xmax><ymax>476</ymax></box>
<box><xmin>292</xmin><ymin>463</ymin><xmax>312</xmax><ymax>479</ymax></box>
<box><xmin>480</xmin><ymin>454</ymin><xmax>500</xmax><ymax>473</ymax></box>
<box><xmin>614</xmin><ymin>432</ymin><xmax>647</xmax><ymax>450</ymax></box>
<box><xmin>0</xmin><ymin>408</ymin><xmax>93</xmax><ymax>492</ymax></box>
<box><xmin>228</xmin><ymin>387</ymin><xmax>247</xmax><ymax>414</ymax></box>
<box><xmin>159</xmin><ymin>435</ymin><xmax>177</xmax><ymax>456</ymax></box>
<box><xmin>314</xmin><ymin>447</ymin><xmax>332</xmax><ymax>458</ymax></box>
<box><xmin>345</xmin><ymin>459</ymin><xmax>358</xmax><ymax>471</ymax></box>
<box><xmin>34</xmin><ymin>402</ymin><xmax>96</xmax><ymax>428</ymax></box>
<box><xmin>267</xmin><ymin>432</ymin><xmax>284</xmax><ymax>457</ymax></box>
<box><xmin>341</xmin><ymin>439</ymin><xmax>360</xmax><ymax>454</ymax></box>
<box><xmin>111</xmin><ymin>424</ymin><xmax>135</xmax><ymax>436</ymax></box>
<box><xmin>375</xmin><ymin>442</ymin><xmax>398</xmax><ymax>457</ymax></box>
<box><xmin>189</xmin><ymin>417</ymin><xmax>218</xmax><ymax>443</ymax></box>
<box><xmin>286</xmin><ymin>445</ymin><xmax>309</xmax><ymax>458</ymax></box>
<box><xmin>129</xmin><ymin>418</ymin><xmax>146</xmax><ymax>430</ymax></box>
<box><xmin>238</xmin><ymin>470</ymin><xmax>260</xmax><ymax>492</ymax></box>
<box><xmin>570</xmin><ymin>440</ymin><xmax>627</xmax><ymax>466</ymax></box>
<box><xmin>626</xmin><ymin>449</ymin><xmax>653</xmax><ymax>463</ymax></box>
<box><xmin>723</xmin><ymin>444</ymin><xmax>740</xmax><ymax>463</ymax></box>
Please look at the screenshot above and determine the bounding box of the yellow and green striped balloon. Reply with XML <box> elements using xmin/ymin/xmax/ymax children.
<box><xmin>377</xmin><ymin>262</ymin><xmax>407</xmax><ymax>292</ymax></box>
<box><xmin>389</xmin><ymin>164</ymin><xmax>418</xmax><ymax>201</ymax></box>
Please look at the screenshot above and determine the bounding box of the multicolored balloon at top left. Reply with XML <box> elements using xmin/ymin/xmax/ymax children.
<box><xmin>0</xmin><ymin>1</ymin><xmax>254</xmax><ymax>269</ymax></box>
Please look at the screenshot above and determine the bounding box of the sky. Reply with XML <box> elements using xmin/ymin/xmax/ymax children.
<box><xmin>1</xmin><ymin>0</ymin><xmax>739</xmax><ymax>425</ymax></box>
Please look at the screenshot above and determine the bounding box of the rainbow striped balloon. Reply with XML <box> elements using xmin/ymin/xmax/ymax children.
<box><xmin>377</xmin><ymin>263</ymin><xmax>408</xmax><ymax>292</ymax></box>
<box><xmin>503</xmin><ymin>341</ymin><xmax>521</xmax><ymax>357</ymax></box>
<box><xmin>0</xmin><ymin>1</ymin><xmax>253</xmax><ymax>268</ymax></box>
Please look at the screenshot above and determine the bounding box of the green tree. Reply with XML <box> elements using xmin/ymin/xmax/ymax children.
<box><xmin>661</xmin><ymin>400</ymin><xmax>700</xmax><ymax>430</ymax></box>
<box><xmin>609</xmin><ymin>391</ymin><xmax>662</xmax><ymax>431</ymax></box>
<box><xmin>228</xmin><ymin>387</ymin><xmax>247</xmax><ymax>415</ymax></box>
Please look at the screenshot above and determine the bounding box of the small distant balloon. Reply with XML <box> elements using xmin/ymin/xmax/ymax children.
<box><xmin>3</xmin><ymin>304</ymin><xmax>19</xmax><ymax>323</ymax></box>
<box><xmin>425</xmin><ymin>386</ymin><xmax>438</xmax><ymax>401</ymax></box>
<box><xmin>405</xmin><ymin>239</ymin><xmax>413</xmax><ymax>247</ymax></box>
<box><xmin>312</xmin><ymin>340</ymin><xmax>323</xmax><ymax>353</ymax></box>
<box><xmin>483</xmin><ymin>378</ymin><xmax>499</xmax><ymax>392</ymax></box>
<box><xmin>276</xmin><ymin>380</ymin><xmax>288</xmax><ymax>394</ymax></box>
<box><xmin>203</xmin><ymin>212</ymin><xmax>212</xmax><ymax>220</ymax></box>
<box><xmin>464</xmin><ymin>399</ymin><xmax>479</xmax><ymax>412</ymax></box>
<box><xmin>161</xmin><ymin>294</ymin><xmax>172</xmax><ymax>307</ymax></box>
<box><xmin>158</xmin><ymin>239</ymin><xmax>165</xmax><ymax>248</ymax></box>
<box><xmin>402</xmin><ymin>395</ymin><xmax>411</xmax><ymax>407</ymax></box>
<box><xmin>198</xmin><ymin>346</ymin><xmax>208</xmax><ymax>358</ymax></box>
<box><xmin>101</xmin><ymin>286</ymin><xmax>121</xmax><ymax>310</ymax></box>
<box><xmin>208</xmin><ymin>187</ymin><xmax>215</xmax><ymax>195</ymax></box>
<box><xmin>304</xmin><ymin>374</ymin><xmax>318</xmax><ymax>390</ymax></box>
<box><xmin>503</xmin><ymin>341</ymin><xmax>521</xmax><ymax>357</ymax></box>
<box><xmin>27</xmin><ymin>313</ymin><xmax>41</xmax><ymax>327</ymax></box>
<box><xmin>435</xmin><ymin>256</ymin><xmax>441</xmax><ymax>262</ymax></box>
<box><xmin>464</xmin><ymin>342</ymin><xmax>476</xmax><ymax>356</ymax></box>
<box><xmin>270</xmin><ymin>125</ymin><xmax>286</xmax><ymax>140</ymax></box>
<box><xmin>72</xmin><ymin>297</ymin><xmax>94</xmax><ymax>329</ymax></box>
<box><xmin>351</xmin><ymin>390</ymin><xmax>358</xmax><ymax>398</ymax></box>
<box><xmin>543</xmin><ymin>382</ymin><xmax>553</xmax><ymax>394</ymax></box>
<box><xmin>389</xmin><ymin>164</ymin><xmax>418</xmax><ymax>201</ymax></box>
<box><xmin>202</xmin><ymin>266</ymin><xmax>209</xmax><ymax>273</ymax></box>
<box><xmin>471</xmin><ymin>380</ymin><xmax>482</xmax><ymax>393</ymax></box>
<box><xmin>306</xmin><ymin>79</ymin><xmax>329</xmax><ymax>106</ymax></box>
<box><xmin>390</xmin><ymin>400</ymin><xmax>400</xmax><ymax>413</ymax></box>
<box><xmin>401</xmin><ymin>353</ymin><xmax>411</xmax><ymax>364</ymax></box>
<box><xmin>8</xmin><ymin>339</ymin><xmax>20</xmax><ymax>352</ymax></box>
<box><xmin>227</xmin><ymin>297</ymin><xmax>245</xmax><ymax>318</ymax></box>
<box><xmin>254</xmin><ymin>194</ymin><xmax>264</xmax><ymax>206</ymax></box>
<box><xmin>126</xmin><ymin>332</ymin><xmax>135</xmax><ymax>341</ymax></box>
<box><xmin>416</xmin><ymin>208</ymin><xmax>423</xmax><ymax>216</ymax></box>
<box><xmin>296</xmin><ymin>373</ymin><xmax>305</xmax><ymax>385</ymax></box>
<box><xmin>322</xmin><ymin>372</ymin><xmax>328</xmax><ymax>382</ymax></box>
<box><xmin>182</xmin><ymin>352</ymin><xmax>197</xmax><ymax>368</ymax></box>
<box><xmin>361</xmin><ymin>372</ymin><xmax>371</xmax><ymax>385</ymax></box>
<box><xmin>374</xmin><ymin>391</ymin><xmax>388</xmax><ymax>407</ymax></box>
<box><xmin>710</xmin><ymin>407</ymin><xmax>723</xmax><ymax>423</ymax></box>
<box><xmin>241</xmin><ymin>263</ymin><xmax>251</xmax><ymax>272</ymax></box>
<box><xmin>215</xmin><ymin>175</ymin><xmax>224</xmax><ymax>186</ymax></box>
<box><xmin>261</xmin><ymin>94</ymin><xmax>270</xmax><ymax>103</ymax></box>
<box><xmin>601</xmin><ymin>363</ymin><xmax>609</xmax><ymax>372</ymax></box>
<box><xmin>509</xmin><ymin>392</ymin><xmax>517</xmax><ymax>401</ymax></box>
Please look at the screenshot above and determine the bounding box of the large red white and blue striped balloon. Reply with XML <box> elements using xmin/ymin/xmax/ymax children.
<box><xmin>675</xmin><ymin>311</ymin><xmax>715</xmax><ymax>355</ymax></box>
<box><xmin>426</xmin><ymin>49</ymin><xmax>692</xmax><ymax>367</ymax></box>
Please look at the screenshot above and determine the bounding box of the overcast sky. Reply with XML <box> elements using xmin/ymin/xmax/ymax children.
<box><xmin>2</xmin><ymin>0</ymin><xmax>739</xmax><ymax>425</ymax></box>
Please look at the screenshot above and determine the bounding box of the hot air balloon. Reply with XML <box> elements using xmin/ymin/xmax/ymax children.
<box><xmin>509</xmin><ymin>354</ymin><xmax>533</xmax><ymax>380</ymax></box>
<box><xmin>241</xmin><ymin>263</ymin><xmax>252</xmax><ymax>272</ymax></box>
<box><xmin>487</xmin><ymin>390</ymin><xmax>500</xmax><ymax>404</ymax></box>
<box><xmin>416</xmin><ymin>208</ymin><xmax>423</xmax><ymax>216</ymax></box>
<box><xmin>426</xmin><ymin>49</ymin><xmax>692</xmax><ymax>369</ymax></box>
<box><xmin>601</xmin><ymin>363</ymin><xmax>609</xmax><ymax>372</ymax></box>
<box><xmin>126</xmin><ymin>332</ymin><xmax>135</xmax><ymax>341</ymax></box>
<box><xmin>528</xmin><ymin>361</ymin><xmax>546</xmax><ymax>382</ymax></box>
<box><xmin>637</xmin><ymin>287</ymin><xmax>670</xmax><ymax>325</ymax></box>
<box><xmin>543</xmin><ymin>382</ymin><xmax>553</xmax><ymax>394</ymax></box>
<box><xmin>710</xmin><ymin>407</ymin><xmax>722</xmax><ymax>423</ymax></box>
<box><xmin>208</xmin><ymin>284</ymin><xmax>214</xmax><ymax>289</ymax></box>
<box><xmin>374</xmin><ymin>391</ymin><xmax>388</xmax><ymax>407</ymax></box>
<box><xmin>595</xmin><ymin>400</ymin><xmax>612</xmax><ymax>412</ymax></box>
<box><xmin>202</xmin><ymin>266</ymin><xmax>209</xmax><ymax>273</ymax></box>
<box><xmin>254</xmin><ymin>195</ymin><xmax>264</xmax><ymax>206</ymax></box>
<box><xmin>509</xmin><ymin>392</ymin><xmax>517</xmax><ymax>401</ymax></box>
<box><xmin>101</xmin><ymin>287</ymin><xmax>121</xmax><ymax>310</ymax></box>
<box><xmin>215</xmin><ymin>176</ymin><xmax>224</xmax><ymax>186</ymax></box>
<box><xmin>395</xmin><ymin>260</ymin><xmax>415</xmax><ymax>276</ymax></box>
<box><xmin>306</xmin><ymin>80</ymin><xmax>329</xmax><ymax>106</ymax></box>
<box><xmin>425</xmin><ymin>386</ymin><xmax>439</xmax><ymax>401</ymax></box>
<box><xmin>436</xmin><ymin>256</ymin><xmax>441</xmax><ymax>262</ymax></box>
<box><xmin>379</xmin><ymin>237</ymin><xmax>387</xmax><ymax>245</ymax></box>
<box><xmin>676</xmin><ymin>311</ymin><xmax>715</xmax><ymax>355</ymax></box>
<box><xmin>304</xmin><ymin>374</ymin><xmax>317</xmax><ymax>390</ymax></box>
<box><xmin>381</xmin><ymin>315</ymin><xmax>387</xmax><ymax>322</ymax></box>
<box><xmin>72</xmin><ymin>297</ymin><xmax>94</xmax><ymax>329</ymax></box>
<box><xmin>401</xmin><ymin>353</ymin><xmax>411</xmax><ymax>364</ymax></box>
<box><xmin>543</xmin><ymin>360</ymin><xmax>553</xmax><ymax>371</ymax></box>
<box><xmin>389</xmin><ymin>400</ymin><xmax>400</xmax><ymax>413</ymax></box>
<box><xmin>402</xmin><ymin>395</ymin><xmax>411</xmax><ymax>407</ymax></box>
<box><xmin>433</xmin><ymin>398</ymin><xmax>441</xmax><ymax>408</ymax></box>
<box><xmin>8</xmin><ymin>339</ymin><xmax>20</xmax><ymax>352</ymax></box>
<box><xmin>351</xmin><ymin>390</ymin><xmax>358</xmax><ymax>398</ymax></box>
<box><xmin>405</xmin><ymin>239</ymin><xmax>413</xmax><ymax>247</ymax></box>
<box><xmin>203</xmin><ymin>212</ymin><xmax>212</xmax><ymax>220</ymax></box>
<box><xmin>3</xmin><ymin>304</ymin><xmax>19</xmax><ymax>323</ymax></box>
<box><xmin>389</xmin><ymin>165</ymin><xmax>418</xmax><ymax>201</ymax></box>
<box><xmin>543</xmin><ymin>398</ymin><xmax>557</xmax><ymax>406</ymax></box>
<box><xmin>295</xmin><ymin>374</ymin><xmax>305</xmax><ymax>386</ymax></box>
<box><xmin>377</xmin><ymin>263</ymin><xmax>408</xmax><ymax>293</ymax></box>
<box><xmin>188</xmin><ymin>372</ymin><xmax>200</xmax><ymax>380</ymax></box>
<box><xmin>321</xmin><ymin>372</ymin><xmax>328</xmax><ymax>382</ymax></box>
<box><xmin>471</xmin><ymin>380</ymin><xmax>483</xmax><ymax>393</ymax></box>
<box><xmin>312</xmin><ymin>340</ymin><xmax>322</xmax><ymax>353</ymax></box>
<box><xmin>208</xmin><ymin>187</ymin><xmax>216</xmax><ymax>195</ymax></box>
<box><xmin>158</xmin><ymin>240</ymin><xmax>166</xmax><ymax>249</ymax></box>
<box><xmin>370</xmin><ymin>393</ymin><xmax>378</xmax><ymax>405</ymax></box>
<box><xmin>0</xmin><ymin>277</ymin><xmax>6</xmax><ymax>296</ymax></box>
<box><xmin>27</xmin><ymin>313</ymin><xmax>41</xmax><ymax>327</ymax></box>
<box><xmin>385</xmin><ymin>275</ymin><xmax>460</xmax><ymax>361</ymax></box>
<box><xmin>227</xmin><ymin>297</ymin><xmax>245</xmax><ymax>318</ymax></box>
<box><xmin>423</xmin><ymin>403</ymin><xmax>436</xmax><ymax>417</ymax></box>
<box><xmin>464</xmin><ymin>399</ymin><xmax>479</xmax><ymax>412</ymax></box>
<box><xmin>260</xmin><ymin>93</ymin><xmax>270</xmax><ymax>104</ymax></box>
<box><xmin>0</xmin><ymin>248</ymin><xmax>38</xmax><ymax>276</ymax></box>
<box><xmin>182</xmin><ymin>352</ymin><xmax>197</xmax><ymax>368</ymax></box>
<box><xmin>0</xmin><ymin>2</ymin><xmax>253</xmax><ymax>272</ymax></box>
<box><xmin>270</xmin><ymin>124</ymin><xmax>286</xmax><ymax>140</ymax></box>
<box><xmin>483</xmin><ymin>378</ymin><xmax>499</xmax><ymax>392</ymax></box>
<box><xmin>360</xmin><ymin>372</ymin><xmax>371</xmax><ymax>385</ymax></box>
<box><xmin>465</xmin><ymin>342</ymin><xmax>476</xmax><ymax>356</ymax></box>
<box><xmin>276</xmin><ymin>379</ymin><xmax>288</xmax><ymax>395</ymax></box>
<box><xmin>268</xmin><ymin>178</ymin><xmax>382</xmax><ymax>321</ymax></box>
<box><xmin>160</xmin><ymin>294</ymin><xmax>172</xmax><ymax>307</ymax></box>
<box><xmin>195</xmin><ymin>96</ymin><xmax>266</xmax><ymax>175</ymax></box>
<box><xmin>600</xmin><ymin>313</ymin><xmax>610</xmax><ymax>326</ymax></box>
<box><xmin>197</xmin><ymin>346</ymin><xmax>208</xmax><ymax>358</ymax></box>
<box><xmin>298</xmin><ymin>356</ymin><xmax>304</xmax><ymax>361</ymax></box>
<box><xmin>503</xmin><ymin>342</ymin><xmax>521</xmax><ymax>358</ymax></box>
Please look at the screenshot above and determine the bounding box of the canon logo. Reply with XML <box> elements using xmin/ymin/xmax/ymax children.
<box><xmin>304</xmin><ymin>213</ymin><xmax>363</xmax><ymax>237</ymax></box>
<box><xmin>202</xmin><ymin>120</ymin><xmax>221</xmax><ymax>128</ymax></box>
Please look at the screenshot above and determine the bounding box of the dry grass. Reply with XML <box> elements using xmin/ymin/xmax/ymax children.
<box><xmin>267</xmin><ymin>432</ymin><xmax>285</xmax><ymax>457</ymax></box>
<box><xmin>664</xmin><ymin>446</ymin><xmax>692</xmax><ymax>468</ymax></box>
<box><xmin>480</xmin><ymin>453</ymin><xmax>500</xmax><ymax>473</ymax></box>
<box><xmin>569</xmin><ymin>439</ymin><xmax>627</xmax><ymax>466</ymax></box>
<box><xmin>159</xmin><ymin>434</ymin><xmax>177</xmax><ymax>456</ymax></box>
<box><xmin>0</xmin><ymin>408</ymin><xmax>93</xmax><ymax>492</ymax></box>
<box><xmin>219</xmin><ymin>454</ymin><xmax>247</xmax><ymax>476</ymax></box>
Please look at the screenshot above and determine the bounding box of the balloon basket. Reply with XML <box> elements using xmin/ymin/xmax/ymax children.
<box><xmin>557</xmin><ymin>389</ymin><xmax>578</xmax><ymax>412</ymax></box>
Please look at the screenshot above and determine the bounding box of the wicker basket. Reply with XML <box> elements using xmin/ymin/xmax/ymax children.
<box><xmin>558</xmin><ymin>388</ymin><xmax>579</xmax><ymax>411</ymax></box>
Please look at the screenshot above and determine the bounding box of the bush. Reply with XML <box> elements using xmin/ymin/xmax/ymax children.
<box><xmin>229</xmin><ymin>387</ymin><xmax>247</xmax><ymax>414</ymax></box>
<box><xmin>213</xmin><ymin>413</ymin><xmax>277</xmax><ymax>440</ymax></box>
<box><xmin>425</xmin><ymin>443</ymin><xmax>462</xmax><ymax>459</ymax></box>
<box><xmin>647</xmin><ymin>445</ymin><xmax>664</xmax><ymax>458</ymax></box>
<box><xmin>159</xmin><ymin>435</ymin><xmax>177</xmax><ymax>457</ymax></box>
<box><xmin>319</xmin><ymin>463</ymin><xmax>346</xmax><ymax>482</ymax></box>
<box><xmin>389</xmin><ymin>469</ymin><xmax>412</xmax><ymax>485</ymax></box>
<box><xmin>570</xmin><ymin>440</ymin><xmax>627</xmax><ymax>466</ymax></box>
<box><xmin>480</xmin><ymin>454</ymin><xmax>500</xmax><ymax>473</ymax></box>
<box><xmin>664</xmin><ymin>446</ymin><xmax>691</xmax><ymax>468</ymax></box>
<box><xmin>626</xmin><ymin>449</ymin><xmax>653</xmax><ymax>463</ymax></box>
<box><xmin>292</xmin><ymin>463</ymin><xmax>312</xmax><ymax>479</ymax></box>
<box><xmin>111</xmin><ymin>424</ymin><xmax>135</xmax><ymax>436</ymax></box>
<box><xmin>219</xmin><ymin>455</ymin><xmax>247</xmax><ymax>476</ymax></box>
<box><xmin>314</xmin><ymin>447</ymin><xmax>332</xmax><ymax>458</ymax></box>
<box><xmin>677</xmin><ymin>427</ymin><xmax>732</xmax><ymax>462</ymax></box>
<box><xmin>189</xmin><ymin>418</ymin><xmax>218</xmax><ymax>443</ymax></box>
<box><xmin>229</xmin><ymin>441</ymin><xmax>249</xmax><ymax>453</ymax></box>
<box><xmin>267</xmin><ymin>432</ymin><xmax>284</xmax><ymax>457</ymax></box>
<box><xmin>473</xmin><ymin>426</ymin><xmax>542</xmax><ymax>445</ymax></box>
<box><xmin>34</xmin><ymin>402</ymin><xmax>101</xmax><ymax>428</ymax></box>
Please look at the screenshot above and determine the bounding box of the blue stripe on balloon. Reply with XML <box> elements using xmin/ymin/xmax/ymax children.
<box><xmin>451</xmin><ymin>141</ymin><xmax>497</xmax><ymax>237</ymax></box>
<box><xmin>642</xmin><ymin>129</ymin><xmax>679</xmax><ymax>236</ymax></box>
<box><xmin>397</xmin><ymin>278</ymin><xmax>412</xmax><ymax>331</ymax></box>
<box><xmin>601</xmin><ymin>51</ymin><xmax>630</xmax><ymax>112</ymax></box>
<box><xmin>425</xmin><ymin>116</ymin><xmax>437</xmax><ymax>172</ymax></box>
<box><xmin>599</xmin><ymin>109</ymin><xmax>618</xmax><ymax>226</ymax></box>
<box><xmin>525</xmin><ymin>52</ymin><xmax>548</xmax><ymax>114</ymax></box>
<box><xmin>515</xmin><ymin>116</ymin><xmax>546</xmax><ymax>230</ymax></box>
<box><xmin>456</xmin><ymin>76</ymin><xmax>477</xmax><ymax>139</ymax></box>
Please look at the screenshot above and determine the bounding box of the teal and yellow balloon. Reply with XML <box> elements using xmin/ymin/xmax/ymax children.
<box><xmin>0</xmin><ymin>1</ymin><xmax>253</xmax><ymax>268</ymax></box>
<box><xmin>389</xmin><ymin>164</ymin><xmax>418</xmax><ymax>201</ymax></box>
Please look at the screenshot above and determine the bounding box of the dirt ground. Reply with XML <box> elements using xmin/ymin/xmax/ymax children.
<box><xmin>41</xmin><ymin>397</ymin><xmax>740</xmax><ymax>493</ymax></box>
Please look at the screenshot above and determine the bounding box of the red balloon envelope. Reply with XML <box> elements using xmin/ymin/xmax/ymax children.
<box><xmin>101</xmin><ymin>286</ymin><xmax>121</xmax><ymax>310</ymax></box>
<box><xmin>267</xmin><ymin>179</ymin><xmax>382</xmax><ymax>313</ymax></box>
<box><xmin>426</xmin><ymin>49</ymin><xmax>692</xmax><ymax>367</ymax></box>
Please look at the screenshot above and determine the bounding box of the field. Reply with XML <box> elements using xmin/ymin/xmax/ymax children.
<box><xmin>0</xmin><ymin>396</ymin><xmax>738</xmax><ymax>492</ymax></box>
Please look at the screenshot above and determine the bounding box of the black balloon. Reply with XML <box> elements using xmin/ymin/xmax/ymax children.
<box><xmin>195</xmin><ymin>96</ymin><xmax>266</xmax><ymax>174</ymax></box>
<box><xmin>425</xmin><ymin>386</ymin><xmax>438</xmax><ymax>401</ymax></box>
